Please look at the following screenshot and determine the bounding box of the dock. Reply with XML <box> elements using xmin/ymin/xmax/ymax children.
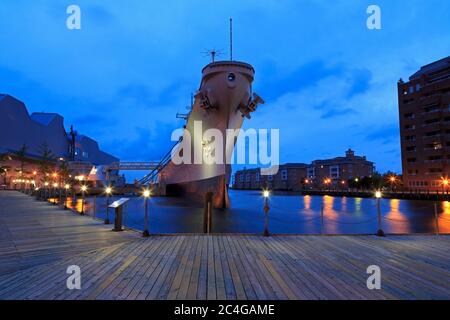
<box><xmin>0</xmin><ymin>191</ymin><xmax>449</xmax><ymax>300</ymax></box>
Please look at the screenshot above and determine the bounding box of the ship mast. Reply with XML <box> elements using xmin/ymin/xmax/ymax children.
<box><xmin>229</xmin><ymin>17</ymin><xmax>233</xmax><ymax>61</ymax></box>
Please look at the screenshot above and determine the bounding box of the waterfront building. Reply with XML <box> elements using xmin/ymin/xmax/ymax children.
<box><xmin>232</xmin><ymin>149</ymin><xmax>374</xmax><ymax>190</ymax></box>
<box><xmin>306</xmin><ymin>149</ymin><xmax>374</xmax><ymax>187</ymax></box>
<box><xmin>233</xmin><ymin>163</ymin><xmax>307</xmax><ymax>191</ymax></box>
<box><xmin>398</xmin><ymin>56</ymin><xmax>450</xmax><ymax>191</ymax></box>
<box><xmin>0</xmin><ymin>94</ymin><xmax>121</xmax><ymax>188</ymax></box>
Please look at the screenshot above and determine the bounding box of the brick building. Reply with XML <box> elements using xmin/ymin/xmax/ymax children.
<box><xmin>398</xmin><ymin>56</ymin><xmax>450</xmax><ymax>191</ymax></box>
<box><xmin>232</xmin><ymin>163</ymin><xmax>307</xmax><ymax>191</ymax></box>
<box><xmin>306</xmin><ymin>149</ymin><xmax>374</xmax><ymax>187</ymax></box>
<box><xmin>232</xmin><ymin>149</ymin><xmax>374</xmax><ymax>190</ymax></box>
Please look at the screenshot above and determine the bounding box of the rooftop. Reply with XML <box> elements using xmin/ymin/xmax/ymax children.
<box><xmin>410</xmin><ymin>55</ymin><xmax>450</xmax><ymax>80</ymax></box>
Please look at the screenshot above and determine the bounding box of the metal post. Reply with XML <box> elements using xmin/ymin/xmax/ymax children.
<box><xmin>64</xmin><ymin>188</ymin><xmax>68</xmax><ymax>210</ymax></box>
<box><xmin>434</xmin><ymin>203</ymin><xmax>440</xmax><ymax>236</ymax></box>
<box><xmin>207</xmin><ymin>202</ymin><xmax>212</xmax><ymax>234</ymax></box>
<box><xmin>376</xmin><ymin>197</ymin><xmax>385</xmax><ymax>237</ymax></box>
<box><xmin>123</xmin><ymin>203</ymin><xmax>127</xmax><ymax>228</ymax></box>
<box><xmin>81</xmin><ymin>190</ymin><xmax>85</xmax><ymax>215</ymax></box>
<box><xmin>105</xmin><ymin>194</ymin><xmax>110</xmax><ymax>224</ymax></box>
<box><xmin>143</xmin><ymin>197</ymin><xmax>150</xmax><ymax>237</ymax></box>
<box><xmin>264</xmin><ymin>197</ymin><xmax>269</xmax><ymax>237</ymax></box>
<box><xmin>320</xmin><ymin>204</ymin><xmax>324</xmax><ymax>236</ymax></box>
<box><xmin>93</xmin><ymin>195</ymin><xmax>97</xmax><ymax>218</ymax></box>
<box><xmin>203</xmin><ymin>192</ymin><xmax>213</xmax><ymax>234</ymax></box>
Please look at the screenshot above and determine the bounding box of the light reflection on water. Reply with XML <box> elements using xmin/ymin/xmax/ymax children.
<box><xmin>67</xmin><ymin>190</ymin><xmax>450</xmax><ymax>234</ymax></box>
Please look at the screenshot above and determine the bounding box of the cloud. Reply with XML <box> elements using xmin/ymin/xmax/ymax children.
<box><xmin>321</xmin><ymin>107</ymin><xmax>356</xmax><ymax>119</ymax></box>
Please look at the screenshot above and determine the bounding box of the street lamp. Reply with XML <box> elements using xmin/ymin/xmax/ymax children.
<box><xmin>143</xmin><ymin>189</ymin><xmax>151</xmax><ymax>237</ymax></box>
<box><xmin>44</xmin><ymin>181</ymin><xmax>49</xmax><ymax>200</ymax></box>
<box><xmin>375</xmin><ymin>191</ymin><xmax>385</xmax><ymax>237</ymax></box>
<box><xmin>53</xmin><ymin>182</ymin><xmax>58</xmax><ymax>205</ymax></box>
<box><xmin>64</xmin><ymin>184</ymin><xmax>70</xmax><ymax>209</ymax></box>
<box><xmin>441</xmin><ymin>178</ymin><xmax>449</xmax><ymax>195</ymax></box>
<box><xmin>105</xmin><ymin>186</ymin><xmax>112</xmax><ymax>224</ymax></box>
<box><xmin>80</xmin><ymin>185</ymin><xmax>87</xmax><ymax>214</ymax></box>
<box><xmin>263</xmin><ymin>190</ymin><xmax>270</xmax><ymax>237</ymax></box>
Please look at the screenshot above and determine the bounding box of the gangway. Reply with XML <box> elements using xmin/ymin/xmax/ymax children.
<box><xmin>107</xmin><ymin>162</ymin><xmax>159</xmax><ymax>171</ymax></box>
<box><xmin>139</xmin><ymin>138</ymin><xmax>182</xmax><ymax>185</ymax></box>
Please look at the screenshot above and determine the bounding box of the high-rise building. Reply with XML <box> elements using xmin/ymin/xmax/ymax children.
<box><xmin>398</xmin><ymin>56</ymin><xmax>450</xmax><ymax>191</ymax></box>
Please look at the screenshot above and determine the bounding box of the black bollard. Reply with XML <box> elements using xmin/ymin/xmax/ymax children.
<box><xmin>203</xmin><ymin>192</ymin><xmax>213</xmax><ymax>234</ymax></box>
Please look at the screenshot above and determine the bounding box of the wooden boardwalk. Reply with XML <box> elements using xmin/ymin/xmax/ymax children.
<box><xmin>0</xmin><ymin>191</ymin><xmax>449</xmax><ymax>300</ymax></box>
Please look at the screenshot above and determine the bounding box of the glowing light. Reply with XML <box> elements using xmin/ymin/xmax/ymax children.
<box><xmin>375</xmin><ymin>191</ymin><xmax>382</xmax><ymax>199</ymax></box>
<box><xmin>52</xmin><ymin>173</ymin><xmax>58</xmax><ymax>178</ymax></box>
<box><xmin>304</xmin><ymin>179</ymin><xmax>309</xmax><ymax>184</ymax></box>
<box><xmin>263</xmin><ymin>190</ymin><xmax>270</xmax><ymax>198</ymax></box>
<box><xmin>53</xmin><ymin>183</ymin><xmax>58</xmax><ymax>188</ymax></box>
<box><xmin>44</xmin><ymin>182</ymin><xmax>49</xmax><ymax>186</ymax></box>
<box><xmin>389</xmin><ymin>176</ymin><xmax>396</xmax><ymax>183</ymax></box>
<box><xmin>81</xmin><ymin>185</ymin><xmax>87</xmax><ymax>192</ymax></box>
<box><xmin>35</xmin><ymin>187</ymin><xmax>39</xmax><ymax>191</ymax></box>
<box><xmin>355</xmin><ymin>178</ymin><xmax>359</xmax><ymax>182</ymax></box>
<box><xmin>32</xmin><ymin>171</ymin><xmax>37</xmax><ymax>175</ymax></box>
<box><xmin>143</xmin><ymin>189</ymin><xmax>151</xmax><ymax>198</ymax></box>
<box><xmin>442</xmin><ymin>178</ymin><xmax>449</xmax><ymax>186</ymax></box>
<box><xmin>64</xmin><ymin>184</ymin><xmax>70</xmax><ymax>190</ymax></box>
<box><xmin>105</xmin><ymin>187</ymin><xmax>112</xmax><ymax>194</ymax></box>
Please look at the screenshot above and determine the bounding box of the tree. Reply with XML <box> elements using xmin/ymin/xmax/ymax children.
<box><xmin>59</xmin><ymin>160</ymin><xmax>71</xmax><ymax>185</ymax></box>
<box><xmin>16</xmin><ymin>144</ymin><xmax>28</xmax><ymax>178</ymax></box>
<box><xmin>38</xmin><ymin>143</ymin><xmax>55</xmax><ymax>182</ymax></box>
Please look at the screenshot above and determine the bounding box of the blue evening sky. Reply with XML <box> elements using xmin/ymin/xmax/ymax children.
<box><xmin>1</xmin><ymin>0</ymin><xmax>449</xmax><ymax>180</ymax></box>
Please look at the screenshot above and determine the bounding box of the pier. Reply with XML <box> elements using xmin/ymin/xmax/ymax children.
<box><xmin>0</xmin><ymin>191</ymin><xmax>449</xmax><ymax>300</ymax></box>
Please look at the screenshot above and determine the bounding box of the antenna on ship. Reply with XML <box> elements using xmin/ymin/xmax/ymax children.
<box><xmin>229</xmin><ymin>17</ymin><xmax>233</xmax><ymax>61</ymax></box>
<box><xmin>202</xmin><ymin>48</ymin><xmax>223</xmax><ymax>63</ymax></box>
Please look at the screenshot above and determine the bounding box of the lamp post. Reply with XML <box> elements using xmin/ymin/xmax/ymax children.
<box><xmin>105</xmin><ymin>186</ymin><xmax>112</xmax><ymax>224</ymax></box>
<box><xmin>263</xmin><ymin>190</ymin><xmax>270</xmax><ymax>237</ymax></box>
<box><xmin>80</xmin><ymin>185</ymin><xmax>87</xmax><ymax>215</ymax></box>
<box><xmin>442</xmin><ymin>178</ymin><xmax>449</xmax><ymax>196</ymax></box>
<box><xmin>375</xmin><ymin>190</ymin><xmax>385</xmax><ymax>237</ymax></box>
<box><xmin>64</xmin><ymin>184</ymin><xmax>70</xmax><ymax>209</ymax></box>
<box><xmin>44</xmin><ymin>181</ymin><xmax>49</xmax><ymax>200</ymax></box>
<box><xmin>143</xmin><ymin>189</ymin><xmax>151</xmax><ymax>237</ymax></box>
<box><xmin>53</xmin><ymin>182</ymin><xmax>58</xmax><ymax>205</ymax></box>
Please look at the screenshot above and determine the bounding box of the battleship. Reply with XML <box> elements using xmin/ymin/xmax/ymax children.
<box><xmin>162</xmin><ymin>60</ymin><xmax>263</xmax><ymax>208</ymax></box>
<box><xmin>140</xmin><ymin>59</ymin><xmax>264</xmax><ymax>208</ymax></box>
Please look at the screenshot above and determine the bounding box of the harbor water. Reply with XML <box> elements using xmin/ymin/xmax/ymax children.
<box><xmin>68</xmin><ymin>190</ymin><xmax>450</xmax><ymax>234</ymax></box>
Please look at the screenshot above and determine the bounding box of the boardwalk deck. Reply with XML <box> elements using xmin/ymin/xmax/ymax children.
<box><xmin>0</xmin><ymin>191</ymin><xmax>449</xmax><ymax>300</ymax></box>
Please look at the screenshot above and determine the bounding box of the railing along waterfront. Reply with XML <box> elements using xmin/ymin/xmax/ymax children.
<box><xmin>21</xmin><ymin>188</ymin><xmax>450</xmax><ymax>237</ymax></box>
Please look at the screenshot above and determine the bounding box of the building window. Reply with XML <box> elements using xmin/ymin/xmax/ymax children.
<box><xmin>404</xmin><ymin>113</ymin><xmax>415</xmax><ymax>119</ymax></box>
<box><xmin>425</xmin><ymin>131</ymin><xmax>440</xmax><ymax>137</ymax></box>
<box><xmin>406</xmin><ymin>146</ymin><xmax>416</xmax><ymax>152</ymax></box>
<box><xmin>329</xmin><ymin>165</ymin><xmax>339</xmax><ymax>179</ymax></box>
<box><xmin>82</xmin><ymin>151</ymin><xmax>89</xmax><ymax>158</ymax></box>
<box><xmin>409</xmin><ymin>86</ymin><xmax>414</xmax><ymax>94</ymax></box>
<box><xmin>245</xmin><ymin>174</ymin><xmax>251</xmax><ymax>182</ymax></box>
<box><xmin>307</xmin><ymin>167</ymin><xmax>315</xmax><ymax>178</ymax></box>
<box><xmin>407</xmin><ymin>157</ymin><xmax>416</xmax><ymax>163</ymax></box>
<box><xmin>416</xmin><ymin>84</ymin><xmax>421</xmax><ymax>91</ymax></box>
<box><xmin>75</xmin><ymin>148</ymin><xmax>80</xmax><ymax>156</ymax></box>
<box><xmin>255</xmin><ymin>172</ymin><xmax>260</xmax><ymax>182</ymax></box>
<box><xmin>424</xmin><ymin>104</ymin><xmax>440</xmax><ymax>113</ymax></box>
<box><xmin>267</xmin><ymin>175</ymin><xmax>273</xmax><ymax>181</ymax></box>
<box><xmin>281</xmin><ymin>169</ymin><xmax>288</xmax><ymax>181</ymax></box>
<box><xmin>405</xmin><ymin>135</ymin><xmax>416</xmax><ymax>142</ymax></box>
<box><xmin>239</xmin><ymin>175</ymin><xmax>244</xmax><ymax>182</ymax></box>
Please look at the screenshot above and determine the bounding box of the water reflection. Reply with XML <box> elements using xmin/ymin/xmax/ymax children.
<box><xmin>67</xmin><ymin>190</ymin><xmax>450</xmax><ymax>235</ymax></box>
